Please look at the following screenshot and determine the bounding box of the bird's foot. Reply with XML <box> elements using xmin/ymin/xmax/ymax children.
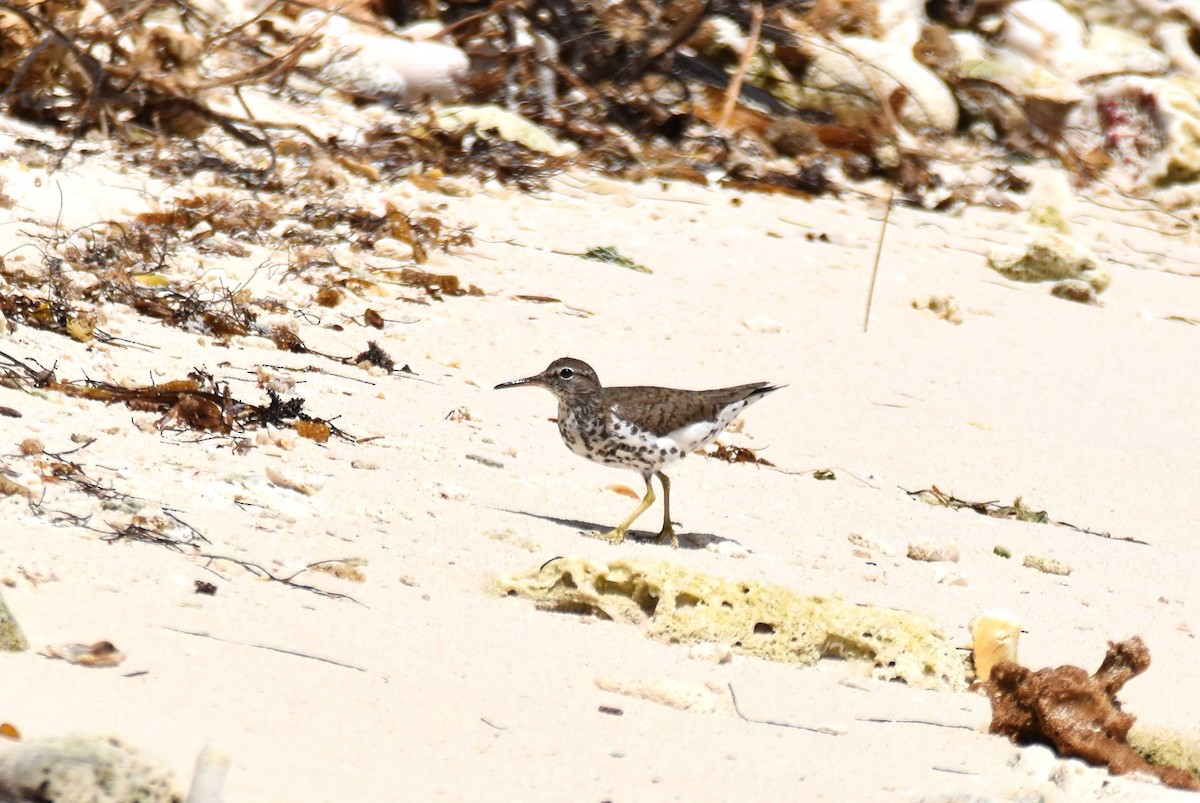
<box><xmin>593</xmin><ymin>527</ymin><xmax>627</xmax><ymax>545</ymax></box>
<box><xmin>656</xmin><ymin>524</ymin><xmax>679</xmax><ymax>549</ymax></box>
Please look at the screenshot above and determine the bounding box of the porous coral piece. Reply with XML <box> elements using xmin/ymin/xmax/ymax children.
<box><xmin>0</xmin><ymin>735</ymin><xmax>180</xmax><ymax>802</ymax></box>
<box><xmin>986</xmin><ymin>231</ymin><xmax>1111</xmax><ymax>292</ymax></box>
<box><xmin>984</xmin><ymin>637</ymin><xmax>1200</xmax><ymax>790</ymax></box>
<box><xmin>495</xmin><ymin>557</ymin><xmax>970</xmax><ymax>690</ymax></box>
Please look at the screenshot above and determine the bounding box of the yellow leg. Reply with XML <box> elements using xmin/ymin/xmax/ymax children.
<box><xmin>601</xmin><ymin>476</ymin><xmax>655</xmax><ymax>544</ymax></box>
<box><xmin>655</xmin><ymin>472</ymin><xmax>678</xmax><ymax>548</ymax></box>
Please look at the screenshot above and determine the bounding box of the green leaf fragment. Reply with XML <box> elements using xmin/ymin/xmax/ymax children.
<box><xmin>579</xmin><ymin>245</ymin><xmax>652</xmax><ymax>273</ymax></box>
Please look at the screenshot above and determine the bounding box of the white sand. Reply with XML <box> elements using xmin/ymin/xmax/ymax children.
<box><xmin>2</xmin><ymin>155</ymin><xmax>1200</xmax><ymax>801</ymax></box>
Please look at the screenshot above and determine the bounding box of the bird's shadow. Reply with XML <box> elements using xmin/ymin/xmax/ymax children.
<box><xmin>495</xmin><ymin>507</ymin><xmax>745</xmax><ymax>552</ymax></box>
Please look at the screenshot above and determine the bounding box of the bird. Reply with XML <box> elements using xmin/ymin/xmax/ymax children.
<box><xmin>494</xmin><ymin>357</ymin><xmax>781</xmax><ymax>547</ymax></box>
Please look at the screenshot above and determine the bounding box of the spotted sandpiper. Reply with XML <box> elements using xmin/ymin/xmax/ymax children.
<box><xmin>495</xmin><ymin>358</ymin><xmax>781</xmax><ymax>547</ymax></box>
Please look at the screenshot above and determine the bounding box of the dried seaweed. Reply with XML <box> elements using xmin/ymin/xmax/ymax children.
<box><xmin>0</xmin><ymin>351</ymin><xmax>347</xmax><ymax>441</ymax></box>
<box><xmin>298</xmin><ymin>203</ymin><xmax>474</xmax><ymax>264</ymax></box>
<box><xmin>905</xmin><ymin>486</ymin><xmax>1145</xmax><ymax>544</ymax></box>
<box><xmin>5</xmin><ymin>427</ymin><xmax>358</xmax><ymax>602</ymax></box>
<box><xmin>705</xmin><ymin>443</ymin><xmax>774</xmax><ymax>467</ymax></box>
<box><xmin>0</xmin><ymin>0</ymin><xmax>293</xmax><ymax>183</ymax></box>
<box><xmin>396</xmin><ymin>268</ymin><xmax>484</xmax><ymax>299</ymax></box>
<box><xmin>0</xmin><ymin>0</ymin><xmax>1132</xmax><ymax>205</ymax></box>
<box><xmin>0</xmin><ymin>0</ymin><xmax>1044</xmax><ymax>208</ymax></box>
<box><xmin>352</xmin><ymin>341</ymin><xmax>395</xmax><ymax>372</ymax></box>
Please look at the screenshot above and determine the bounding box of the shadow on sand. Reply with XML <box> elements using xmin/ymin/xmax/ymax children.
<box><xmin>495</xmin><ymin>507</ymin><xmax>746</xmax><ymax>552</ymax></box>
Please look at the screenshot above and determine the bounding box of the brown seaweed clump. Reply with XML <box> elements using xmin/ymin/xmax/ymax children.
<box><xmin>984</xmin><ymin>637</ymin><xmax>1200</xmax><ymax>790</ymax></box>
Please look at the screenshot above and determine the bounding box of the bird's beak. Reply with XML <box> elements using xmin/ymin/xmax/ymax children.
<box><xmin>494</xmin><ymin>373</ymin><xmax>542</xmax><ymax>390</ymax></box>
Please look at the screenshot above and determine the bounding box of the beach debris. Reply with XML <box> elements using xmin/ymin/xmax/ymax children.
<box><xmin>0</xmin><ymin>724</ymin><xmax>18</xmax><ymax>741</ymax></box>
<box><xmin>309</xmin><ymin>559</ymin><xmax>367</xmax><ymax>584</ymax></box>
<box><xmin>969</xmin><ymin>609</ymin><xmax>1021</xmax><ymax>682</ymax></box>
<box><xmin>596</xmin><ymin>675</ymin><xmax>732</xmax><ymax>715</ymax></box>
<box><xmin>42</xmin><ymin>641</ymin><xmax>125</xmax><ymax>668</ymax></box>
<box><xmin>704</xmin><ymin>443</ymin><xmax>775</xmax><ymax>467</ymax></box>
<box><xmin>797</xmin><ymin>33</ymin><xmax>959</xmax><ymax>133</ymax></box>
<box><xmin>496</xmin><ymin>557</ymin><xmax>971</xmax><ymax>690</ymax></box>
<box><xmin>0</xmin><ymin>476</ymin><xmax>31</xmax><ymax>500</ymax></box>
<box><xmin>986</xmin><ymin>231</ymin><xmax>1111</xmax><ymax>293</ymax></box>
<box><xmin>185</xmin><ymin>743</ymin><xmax>230</xmax><ymax>803</ymax></box>
<box><xmin>194</xmin><ymin>581</ymin><xmax>217</xmax><ymax>596</ymax></box>
<box><xmin>2</xmin><ymin>0</ymin><xmax>1200</xmax><ymax>206</ymax></box>
<box><xmin>848</xmin><ymin>531</ymin><xmax>898</xmax><ymax>557</ymax></box>
<box><xmin>0</xmin><ymin>592</ymin><xmax>27</xmax><ymax>652</ymax></box>
<box><xmin>904</xmin><ymin>486</ymin><xmax>1131</xmax><ymax>541</ymax></box>
<box><xmin>397</xmin><ymin>268</ymin><xmax>483</xmax><ymax>300</ymax></box>
<box><xmin>435</xmin><ymin>106</ymin><xmax>578</xmax><ymax>157</ymax></box>
<box><xmin>0</xmin><ymin>735</ymin><xmax>178</xmax><ymax>803</ymax></box>
<box><xmin>984</xmin><ymin>637</ymin><xmax>1200</xmax><ymax>790</ymax></box>
<box><xmin>294</xmin><ymin>419</ymin><xmax>332</xmax><ymax>444</ymax></box>
<box><xmin>1050</xmin><ymin>279</ymin><xmax>1101</xmax><ymax>305</ymax></box>
<box><xmin>314</xmin><ymin>287</ymin><xmax>343</xmax><ymax>308</ymax></box>
<box><xmin>575</xmin><ymin>246</ymin><xmax>652</xmax><ymax>274</ymax></box>
<box><xmin>265</xmin><ymin>466</ymin><xmax>320</xmax><ymax>497</ymax></box>
<box><xmin>688</xmin><ymin>642</ymin><xmax>734</xmax><ymax>664</ymax></box>
<box><xmin>353</xmin><ymin>341</ymin><xmax>396</xmax><ymax>373</ymax></box>
<box><xmin>931</xmin><ymin>568</ymin><xmax>967</xmax><ymax>586</ymax></box>
<box><xmin>3</xmin><ymin>428</ymin><xmax>361</xmax><ymax>604</ymax></box>
<box><xmin>907</xmin><ymin>538</ymin><xmax>961</xmax><ymax>563</ymax></box>
<box><xmin>1023</xmin><ymin>554</ymin><xmax>1072</xmax><ymax>576</ymax></box>
<box><xmin>912</xmin><ymin>295</ymin><xmax>963</xmax><ymax>324</ymax></box>
<box><xmin>465</xmin><ymin>454</ymin><xmax>503</xmax><ymax>469</ymax></box>
<box><xmin>298</xmin><ymin>13</ymin><xmax>468</xmax><ymax>103</ymax></box>
<box><xmin>993</xmin><ymin>545</ymin><xmax>1012</xmax><ymax>558</ymax></box>
<box><xmin>445</xmin><ymin>407</ymin><xmax>474</xmax><ymax>424</ymax></box>
<box><xmin>0</xmin><ymin>353</ymin><xmax>347</xmax><ymax>442</ymax></box>
<box><xmin>1128</xmin><ymin>723</ymin><xmax>1200</xmax><ymax>784</ymax></box>
<box><xmin>1070</xmin><ymin>75</ymin><xmax>1200</xmax><ymax>192</ymax></box>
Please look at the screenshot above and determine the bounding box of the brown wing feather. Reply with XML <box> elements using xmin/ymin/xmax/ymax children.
<box><xmin>606</xmin><ymin>383</ymin><xmax>779</xmax><ymax>437</ymax></box>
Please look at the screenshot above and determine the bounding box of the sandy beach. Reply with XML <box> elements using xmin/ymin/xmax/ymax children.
<box><xmin>1</xmin><ymin>138</ymin><xmax>1199</xmax><ymax>801</ymax></box>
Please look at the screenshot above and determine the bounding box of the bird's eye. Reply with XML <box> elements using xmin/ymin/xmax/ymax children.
<box><xmin>558</xmin><ymin>367</ymin><xmax>574</xmax><ymax>380</ymax></box>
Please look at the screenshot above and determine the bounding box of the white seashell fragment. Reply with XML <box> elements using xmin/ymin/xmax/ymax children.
<box><xmin>969</xmin><ymin>609</ymin><xmax>1020</xmax><ymax>681</ymax></box>
<box><xmin>186</xmin><ymin>743</ymin><xmax>230</xmax><ymax>803</ymax></box>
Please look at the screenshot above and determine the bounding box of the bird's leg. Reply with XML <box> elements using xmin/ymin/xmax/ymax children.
<box><xmin>601</xmin><ymin>474</ymin><xmax>655</xmax><ymax>544</ymax></box>
<box><xmin>654</xmin><ymin>471</ymin><xmax>678</xmax><ymax>548</ymax></box>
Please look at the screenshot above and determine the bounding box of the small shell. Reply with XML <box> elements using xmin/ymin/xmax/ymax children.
<box><xmin>43</xmin><ymin>640</ymin><xmax>125</xmax><ymax>668</ymax></box>
<box><xmin>969</xmin><ymin>609</ymin><xmax>1021</xmax><ymax>681</ymax></box>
